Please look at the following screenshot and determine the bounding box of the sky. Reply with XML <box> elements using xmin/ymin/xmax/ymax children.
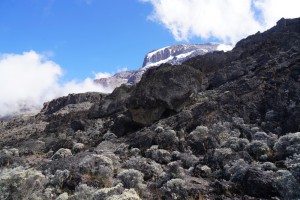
<box><xmin>0</xmin><ymin>0</ymin><xmax>299</xmax><ymax>117</ymax></box>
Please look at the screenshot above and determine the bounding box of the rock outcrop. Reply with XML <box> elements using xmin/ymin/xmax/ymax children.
<box><xmin>0</xmin><ymin>17</ymin><xmax>300</xmax><ymax>199</ymax></box>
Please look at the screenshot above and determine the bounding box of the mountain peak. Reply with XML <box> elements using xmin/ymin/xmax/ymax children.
<box><xmin>142</xmin><ymin>43</ymin><xmax>222</xmax><ymax>69</ymax></box>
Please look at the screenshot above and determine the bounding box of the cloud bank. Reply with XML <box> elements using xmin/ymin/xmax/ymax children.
<box><xmin>142</xmin><ymin>0</ymin><xmax>300</xmax><ymax>44</ymax></box>
<box><xmin>0</xmin><ymin>51</ymin><xmax>110</xmax><ymax>118</ymax></box>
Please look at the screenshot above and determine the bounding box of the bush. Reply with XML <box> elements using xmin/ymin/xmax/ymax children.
<box><xmin>274</xmin><ymin>132</ymin><xmax>300</xmax><ymax>157</ymax></box>
<box><xmin>145</xmin><ymin>146</ymin><xmax>171</xmax><ymax>164</ymax></box>
<box><xmin>79</xmin><ymin>154</ymin><xmax>114</xmax><ymax>181</ymax></box>
<box><xmin>155</xmin><ymin>129</ymin><xmax>178</xmax><ymax>149</ymax></box>
<box><xmin>117</xmin><ymin>169</ymin><xmax>145</xmax><ymax>190</ymax></box>
<box><xmin>274</xmin><ymin>170</ymin><xmax>300</xmax><ymax>199</ymax></box>
<box><xmin>0</xmin><ymin>167</ymin><xmax>47</xmax><ymax>200</ymax></box>
<box><xmin>246</xmin><ymin>140</ymin><xmax>270</xmax><ymax>159</ymax></box>
<box><xmin>122</xmin><ymin>157</ymin><xmax>163</xmax><ymax>180</ymax></box>
<box><xmin>285</xmin><ymin>154</ymin><xmax>300</xmax><ymax>183</ymax></box>
<box><xmin>187</xmin><ymin>126</ymin><xmax>219</xmax><ymax>155</ymax></box>
<box><xmin>222</xmin><ymin>137</ymin><xmax>249</xmax><ymax>152</ymax></box>
<box><xmin>162</xmin><ymin>179</ymin><xmax>188</xmax><ymax>200</ymax></box>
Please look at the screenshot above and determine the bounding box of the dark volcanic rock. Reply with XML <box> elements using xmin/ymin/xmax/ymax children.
<box><xmin>41</xmin><ymin>92</ymin><xmax>105</xmax><ymax>115</ymax></box>
<box><xmin>127</xmin><ymin>64</ymin><xmax>204</xmax><ymax>125</ymax></box>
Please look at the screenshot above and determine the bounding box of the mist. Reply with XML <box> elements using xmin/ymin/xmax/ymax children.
<box><xmin>0</xmin><ymin>51</ymin><xmax>112</xmax><ymax>118</ymax></box>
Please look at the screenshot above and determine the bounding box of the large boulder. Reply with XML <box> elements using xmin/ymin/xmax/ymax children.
<box><xmin>127</xmin><ymin>64</ymin><xmax>204</xmax><ymax>125</ymax></box>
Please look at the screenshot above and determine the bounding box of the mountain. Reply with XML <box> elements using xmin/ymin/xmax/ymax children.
<box><xmin>0</xmin><ymin>18</ymin><xmax>300</xmax><ymax>199</ymax></box>
<box><xmin>94</xmin><ymin>43</ymin><xmax>223</xmax><ymax>90</ymax></box>
<box><xmin>142</xmin><ymin>43</ymin><xmax>221</xmax><ymax>69</ymax></box>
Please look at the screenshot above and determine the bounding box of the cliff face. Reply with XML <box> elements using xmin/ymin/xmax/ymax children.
<box><xmin>1</xmin><ymin>18</ymin><xmax>300</xmax><ymax>200</ymax></box>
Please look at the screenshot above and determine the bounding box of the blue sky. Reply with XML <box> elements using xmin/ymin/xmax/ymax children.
<box><xmin>0</xmin><ymin>0</ymin><xmax>199</xmax><ymax>82</ymax></box>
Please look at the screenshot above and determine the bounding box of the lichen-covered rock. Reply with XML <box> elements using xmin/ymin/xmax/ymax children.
<box><xmin>0</xmin><ymin>167</ymin><xmax>47</xmax><ymax>200</ymax></box>
<box><xmin>51</xmin><ymin>148</ymin><xmax>73</xmax><ymax>160</ymax></box>
<box><xmin>193</xmin><ymin>165</ymin><xmax>211</xmax><ymax>178</ymax></box>
<box><xmin>72</xmin><ymin>143</ymin><xmax>85</xmax><ymax>153</ymax></box>
<box><xmin>103</xmin><ymin>132</ymin><xmax>118</xmax><ymax>141</ymax></box>
<box><xmin>56</xmin><ymin>192</ymin><xmax>69</xmax><ymax>200</ymax></box>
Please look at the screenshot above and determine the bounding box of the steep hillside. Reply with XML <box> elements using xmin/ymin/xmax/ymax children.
<box><xmin>0</xmin><ymin>18</ymin><xmax>300</xmax><ymax>199</ymax></box>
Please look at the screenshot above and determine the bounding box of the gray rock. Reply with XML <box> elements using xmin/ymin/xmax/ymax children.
<box><xmin>72</xmin><ymin>143</ymin><xmax>85</xmax><ymax>153</ymax></box>
<box><xmin>56</xmin><ymin>192</ymin><xmax>69</xmax><ymax>200</ymax></box>
<box><xmin>52</xmin><ymin>148</ymin><xmax>73</xmax><ymax>160</ymax></box>
<box><xmin>194</xmin><ymin>165</ymin><xmax>211</xmax><ymax>178</ymax></box>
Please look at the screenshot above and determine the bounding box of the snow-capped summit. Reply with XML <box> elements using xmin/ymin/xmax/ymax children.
<box><xmin>142</xmin><ymin>44</ymin><xmax>226</xmax><ymax>69</ymax></box>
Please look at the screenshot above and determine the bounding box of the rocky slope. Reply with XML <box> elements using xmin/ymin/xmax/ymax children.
<box><xmin>0</xmin><ymin>17</ymin><xmax>300</xmax><ymax>200</ymax></box>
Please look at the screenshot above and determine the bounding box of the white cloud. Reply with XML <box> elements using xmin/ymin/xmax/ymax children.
<box><xmin>142</xmin><ymin>0</ymin><xmax>300</xmax><ymax>44</ymax></box>
<box><xmin>0</xmin><ymin>51</ymin><xmax>110</xmax><ymax>118</ymax></box>
<box><xmin>253</xmin><ymin>0</ymin><xmax>300</xmax><ymax>28</ymax></box>
<box><xmin>93</xmin><ymin>72</ymin><xmax>112</xmax><ymax>79</ymax></box>
<box><xmin>217</xmin><ymin>44</ymin><xmax>233</xmax><ymax>52</ymax></box>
